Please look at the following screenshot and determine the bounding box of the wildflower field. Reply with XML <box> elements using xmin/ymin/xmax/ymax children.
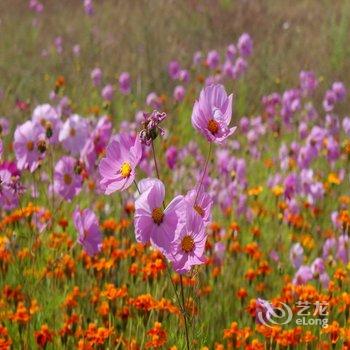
<box><xmin>2</xmin><ymin>1</ymin><xmax>350</xmax><ymax>349</ymax></box>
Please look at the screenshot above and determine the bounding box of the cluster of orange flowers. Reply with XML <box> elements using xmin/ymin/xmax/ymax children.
<box><xmin>0</xmin><ymin>185</ymin><xmax>350</xmax><ymax>350</ymax></box>
<box><xmin>0</xmin><ymin>203</ymin><xmax>43</xmax><ymax>231</ymax></box>
<box><xmin>0</xmin><ymin>325</ymin><xmax>12</xmax><ymax>350</ymax></box>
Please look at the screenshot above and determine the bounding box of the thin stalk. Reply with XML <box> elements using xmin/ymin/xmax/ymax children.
<box><xmin>134</xmin><ymin>180</ymin><xmax>141</xmax><ymax>195</ymax></box>
<box><xmin>180</xmin><ymin>275</ymin><xmax>190</xmax><ymax>350</ymax></box>
<box><xmin>165</xmin><ymin>260</ymin><xmax>183</xmax><ymax>313</ymax></box>
<box><xmin>194</xmin><ymin>142</ymin><xmax>212</xmax><ymax>204</ymax></box>
<box><xmin>150</xmin><ymin>139</ymin><xmax>165</xmax><ymax>209</ymax></box>
<box><xmin>151</xmin><ymin>140</ymin><xmax>161</xmax><ymax>180</ymax></box>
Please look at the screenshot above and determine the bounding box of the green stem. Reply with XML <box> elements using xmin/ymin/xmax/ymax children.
<box><xmin>150</xmin><ymin>139</ymin><xmax>165</xmax><ymax>209</ymax></box>
<box><xmin>194</xmin><ymin>142</ymin><xmax>212</xmax><ymax>204</ymax></box>
<box><xmin>180</xmin><ymin>275</ymin><xmax>190</xmax><ymax>350</ymax></box>
<box><xmin>134</xmin><ymin>180</ymin><xmax>141</xmax><ymax>195</ymax></box>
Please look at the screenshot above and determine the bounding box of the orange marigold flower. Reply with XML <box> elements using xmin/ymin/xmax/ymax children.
<box><xmin>101</xmin><ymin>218</ymin><xmax>118</xmax><ymax>233</ymax></box>
<box><xmin>303</xmin><ymin>330</ymin><xmax>316</xmax><ymax>343</ymax></box>
<box><xmin>85</xmin><ymin>323</ymin><xmax>113</xmax><ymax>345</ymax></box>
<box><xmin>59</xmin><ymin>313</ymin><xmax>79</xmax><ymax>338</ymax></box>
<box><xmin>17</xmin><ymin>248</ymin><xmax>30</xmax><ymax>260</ymax></box>
<box><xmin>11</xmin><ymin>302</ymin><xmax>30</xmax><ymax>324</ymax></box>
<box><xmin>145</xmin><ymin>322</ymin><xmax>167</xmax><ymax>348</ymax></box>
<box><xmin>257</xmin><ymin>260</ymin><xmax>271</xmax><ymax>275</ymax></box>
<box><xmin>244</xmin><ymin>242</ymin><xmax>261</xmax><ymax>260</ymax></box>
<box><xmin>128</xmin><ymin>294</ymin><xmax>157</xmax><ymax>312</ymax></box>
<box><xmin>246</xmin><ymin>339</ymin><xmax>264</xmax><ymax>350</ymax></box>
<box><xmin>98</xmin><ymin>301</ymin><xmax>109</xmax><ymax>318</ymax></box>
<box><xmin>251</xmin><ymin>226</ymin><xmax>261</xmax><ymax>237</ymax></box>
<box><xmin>237</xmin><ymin>288</ymin><xmax>247</xmax><ymax>299</ymax></box>
<box><xmin>328</xmin><ymin>172</ymin><xmax>341</xmax><ymax>185</ymax></box>
<box><xmin>197</xmin><ymin>285</ymin><xmax>212</xmax><ymax>296</ymax></box>
<box><xmin>58</xmin><ymin>218</ymin><xmax>68</xmax><ymax>229</ymax></box>
<box><xmin>209</xmin><ymin>222</ymin><xmax>221</xmax><ymax>234</ymax></box>
<box><xmin>129</xmin><ymin>263</ymin><xmax>139</xmax><ymax>276</ymax></box>
<box><xmin>334</xmin><ymin>268</ymin><xmax>347</xmax><ymax>282</ymax></box>
<box><xmin>0</xmin><ymin>325</ymin><xmax>12</xmax><ymax>350</ymax></box>
<box><xmin>102</xmin><ymin>284</ymin><xmax>128</xmax><ymax>301</ymax></box>
<box><xmin>156</xmin><ymin>298</ymin><xmax>180</xmax><ymax>315</ymax></box>
<box><xmin>30</xmin><ymin>299</ymin><xmax>40</xmax><ymax>315</ymax></box>
<box><xmin>117</xmin><ymin>306</ymin><xmax>130</xmax><ymax>321</ymax></box>
<box><xmin>35</xmin><ymin>324</ymin><xmax>54</xmax><ymax>349</ymax></box>
<box><xmin>55</xmin><ymin>75</ymin><xmax>65</xmax><ymax>88</ymax></box>
<box><xmin>142</xmin><ymin>257</ymin><xmax>166</xmax><ymax>280</ymax></box>
<box><xmin>124</xmin><ymin>201</ymin><xmax>135</xmax><ymax>215</ymax></box>
<box><xmin>229</xmin><ymin>221</ymin><xmax>240</xmax><ymax>233</ymax></box>
<box><xmin>322</xmin><ymin>321</ymin><xmax>340</xmax><ymax>344</ymax></box>
<box><xmin>248</xmin><ymin>186</ymin><xmax>263</xmax><ymax>196</ymax></box>
<box><xmin>272</xmin><ymin>185</ymin><xmax>284</xmax><ymax>197</ymax></box>
<box><xmin>223</xmin><ymin>322</ymin><xmax>239</xmax><ymax>339</ymax></box>
<box><xmin>245</xmin><ymin>268</ymin><xmax>256</xmax><ymax>281</ymax></box>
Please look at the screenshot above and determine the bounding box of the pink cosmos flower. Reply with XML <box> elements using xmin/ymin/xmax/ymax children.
<box><xmin>167</xmin><ymin>209</ymin><xmax>207</xmax><ymax>274</ymax></box>
<box><xmin>84</xmin><ymin>0</ymin><xmax>94</xmax><ymax>16</ymax></box>
<box><xmin>191</xmin><ymin>84</ymin><xmax>236</xmax><ymax>143</ymax></box>
<box><xmin>54</xmin><ymin>36</ymin><xmax>63</xmax><ymax>54</ymax></box>
<box><xmin>14</xmin><ymin>120</ymin><xmax>45</xmax><ymax>172</ymax></box>
<box><xmin>80</xmin><ymin>138</ymin><xmax>96</xmax><ymax>172</ymax></box>
<box><xmin>293</xmin><ymin>265</ymin><xmax>313</xmax><ymax>285</ymax></box>
<box><xmin>213</xmin><ymin>241</ymin><xmax>226</xmax><ymax>265</ymax></box>
<box><xmin>59</xmin><ymin>114</ymin><xmax>89</xmax><ymax>155</ymax></box>
<box><xmin>0</xmin><ymin>169</ymin><xmax>18</xmax><ymax>210</ymax></box>
<box><xmin>91</xmin><ymin>67</ymin><xmax>102</xmax><ymax>86</ymax></box>
<box><xmin>290</xmin><ymin>243</ymin><xmax>304</xmax><ymax>269</ymax></box>
<box><xmin>91</xmin><ymin>115</ymin><xmax>113</xmax><ymax>155</ymax></box>
<box><xmin>146</xmin><ymin>92</ymin><xmax>161</xmax><ymax>109</ymax></box>
<box><xmin>72</xmin><ymin>44</ymin><xmax>80</xmax><ymax>56</ymax></box>
<box><xmin>32</xmin><ymin>104</ymin><xmax>61</xmax><ymax>143</ymax></box>
<box><xmin>73</xmin><ymin>207</ymin><xmax>102</xmax><ymax>256</ymax></box>
<box><xmin>255</xmin><ymin>299</ymin><xmax>275</xmax><ymax>325</ymax></box>
<box><xmin>119</xmin><ymin>72</ymin><xmax>131</xmax><ymax>95</ymax></box>
<box><xmin>99</xmin><ymin>133</ymin><xmax>142</xmax><ymax>194</ymax></box>
<box><xmin>173</xmin><ymin>85</ymin><xmax>185</xmax><ymax>102</ymax></box>
<box><xmin>184</xmin><ymin>188</ymin><xmax>213</xmax><ymax>225</ymax></box>
<box><xmin>0</xmin><ymin>118</ymin><xmax>9</xmax><ymax>136</ymax></box>
<box><xmin>237</xmin><ymin>33</ymin><xmax>253</xmax><ymax>57</ymax></box>
<box><xmin>206</xmin><ymin>50</ymin><xmax>220</xmax><ymax>69</ymax></box>
<box><xmin>193</xmin><ymin>51</ymin><xmax>202</xmax><ymax>66</ymax></box>
<box><xmin>165</xmin><ymin>146</ymin><xmax>178</xmax><ymax>169</ymax></box>
<box><xmin>168</xmin><ymin>60</ymin><xmax>181</xmax><ymax>80</ymax></box>
<box><xmin>226</xmin><ymin>44</ymin><xmax>237</xmax><ymax>61</ymax></box>
<box><xmin>101</xmin><ymin>84</ymin><xmax>114</xmax><ymax>101</ymax></box>
<box><xmin>54</xmin><ymin>156</ymin><xmax>82</xmax><ymax>201</ymax></box>
<box><xmin>179</xmin><ymin>70</ymin><xmax>190</xmax><ymax>83</ymax></box>
<box><xmin>134</xmin><ymin>178</ymin><xmax>185</xmax><ymax>253</ymax></box>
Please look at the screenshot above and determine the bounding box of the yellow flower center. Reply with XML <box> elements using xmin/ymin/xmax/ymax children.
<box><xmin>181</xmin><ymin>235</ymin><xmax>195</xmax><ymax>253</ymax></box>
<box><xmin>152</xmin><ymin>207</ymin><xmax>164</xmax><ymax>225</ymax></box>
<box><xmin>63</xmin><ymin>174</ymin><xmax>72</xmax><ymax>185</ymax></box>
<box><xmin>207</xmin><ymin>119</ymin><xmax>219</xmax><ymax>135</ymax></box>
<box><xmin>26</xmin><ymin>141</ymin><xmax>34</xmax><ymax>151</ymax></box>
<box><xmin>193</xmin><ymin>204</ymin><xmax>205</xmax><ymax>217</ymax></box>
<box><xmin>120</xmin><ymin>162</ymin><xmax>132</xmax><ymax>178</ymax></box>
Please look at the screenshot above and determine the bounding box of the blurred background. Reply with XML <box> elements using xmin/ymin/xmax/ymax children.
<box><xmin>0</xmin><ymin>0</ymin><xmax>349</xmax><ymax>117</ymax></box>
